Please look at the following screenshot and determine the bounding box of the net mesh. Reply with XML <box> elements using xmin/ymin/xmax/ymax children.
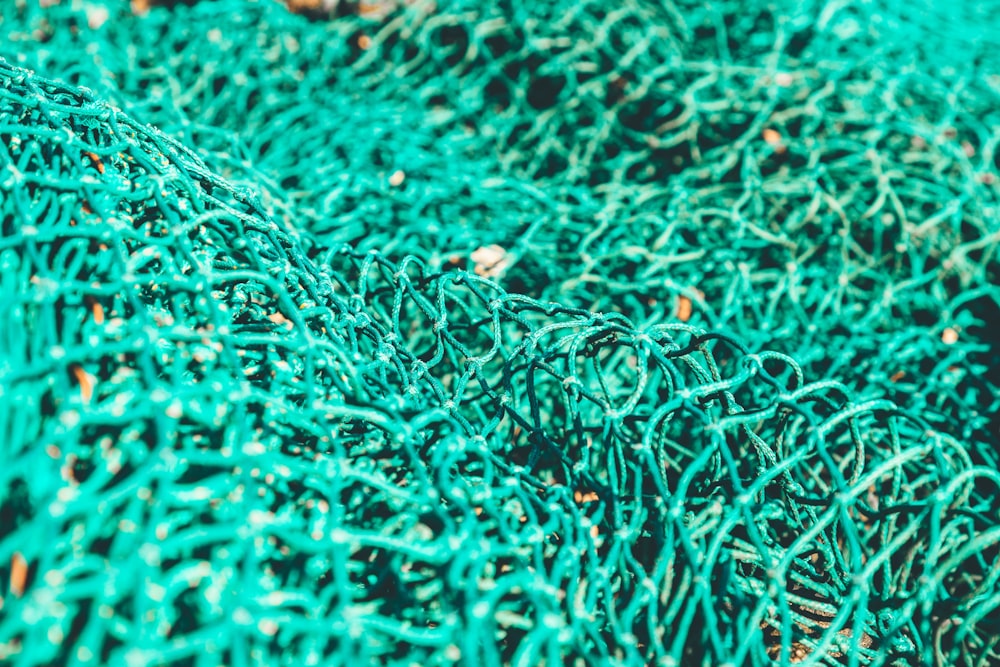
<box><xmin>1</xmin><ymin>1</ymin><xmax>998</xmax><ymax>665</ymax></box>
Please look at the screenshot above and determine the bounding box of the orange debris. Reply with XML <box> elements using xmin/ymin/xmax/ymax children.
<box><xmin>87</xmin><ymin>297</ymin><xmax>105</xmax><ymax>325</ymax></box>
<box><xmin>71</xmin><ymin>365</ymin><xmax>94</xmax><ymax>403</ymax></box>
<box><xmin>676</xmin><ymin>295</ymin><xmax>692</xmax><ymax>322</ymax></box>
<box><xmin>9</xmin><ymin>553</ymin><xmax>27</xmax><ymax>598</ymax></box>
<box><xmin>83</xmin><ymin>151</ymin><xmax>105</xmax><ymax>174</ymax></box>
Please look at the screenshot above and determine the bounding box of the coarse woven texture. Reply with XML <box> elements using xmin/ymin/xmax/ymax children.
<box><xmin>5</xmin><ymin>0</ymin><xmax>998</xmax><ymax>453</ymax></box>
<box><xmin>0</xmin><ymin>1</ymin><xmax>998</xmax><ymax>666</ymax></box>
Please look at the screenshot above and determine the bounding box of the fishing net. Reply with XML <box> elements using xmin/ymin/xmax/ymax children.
<box><xmin>1</xmin><ymin>0</ymin><xmax>998</xmax><ymax>665</ymax></box>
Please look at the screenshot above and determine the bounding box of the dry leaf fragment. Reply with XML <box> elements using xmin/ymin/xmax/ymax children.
<box><xmin>471</xmin><ymin>245</ymin><xmax>510</xmax><ymax>279</ymax></box>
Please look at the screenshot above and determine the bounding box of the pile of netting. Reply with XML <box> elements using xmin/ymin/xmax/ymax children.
<box><xmin>1</xmin><ymin>1</ymin><xmax>998</xmax><ymax>665</ymax></box>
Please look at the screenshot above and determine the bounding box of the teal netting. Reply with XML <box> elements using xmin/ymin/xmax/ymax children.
<box><xmin>1</xmin><ymin>1</ymin><xmax>999</xmax><ymax>666</ymax></box>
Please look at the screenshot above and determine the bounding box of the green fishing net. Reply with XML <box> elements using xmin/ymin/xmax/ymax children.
<box><xmin>1</xmin><ymin>0</ymin><xmax>998</xmax><ymax>665</ymax></box>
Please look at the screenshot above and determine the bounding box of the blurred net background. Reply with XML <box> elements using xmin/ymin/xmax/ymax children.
<box><xmin>0</xmin><ymin>0</ymin><xmax>998</xmax><ymax>665</ymax></box>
